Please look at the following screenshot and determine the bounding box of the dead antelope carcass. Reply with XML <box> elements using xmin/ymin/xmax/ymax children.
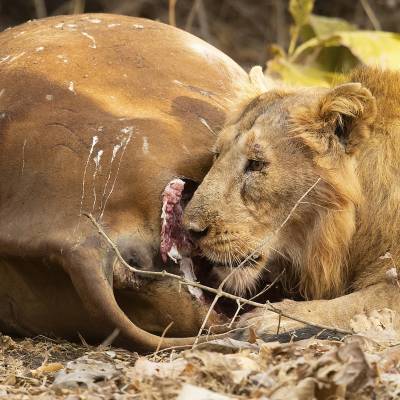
<box><xmin>0</xmin><ymin>14</ymin><xmax>248</xmax><ymax>351</ymax></box>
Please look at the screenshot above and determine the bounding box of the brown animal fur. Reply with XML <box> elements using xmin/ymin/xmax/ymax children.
<box><xmin>0</xmin><ymin>13</ymin><xmax>250</xmax><ymax>351</ymax></box>
<box><xmin>184</xmin><ymin>67</ymin><xmax>400</xmax><ymax>334</ymax></box>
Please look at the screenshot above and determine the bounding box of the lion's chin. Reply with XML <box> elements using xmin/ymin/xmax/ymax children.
<box><xmin>212</xmin><ymin>265</ymin><xmax>263</xmax><ymax>296</ymax></box>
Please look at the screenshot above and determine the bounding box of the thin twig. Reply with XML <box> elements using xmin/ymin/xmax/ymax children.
<box><xmin>99</xmin><ymin>328</ymin><xmax>120</xmax><ymax>348</ymax></box>
<box><xmin>169</xmin><ymin>0</ymin><xmax>177</xmax><ymax>27</ymax></box>
<box><xmin>193</xmin><ymin>267</ymin><xmax>239</xmax><ymax>346</ymax></box>
<box><xmin>72</xmin><ymin>0</ymin><xmax>86</xmax><ymax>14</ymax></box>
<box><xmin>83</xmin><ymin>208</ymin><xmax>352</xmax><ymax>336</ymax></box>
<box><xmin>185</xmin><ymin>0</ymin><xmax>200</xmax><ymax>31</ymax></box>
<box><xmin>155</xmin><ymin>322</ymin><xmax>174</xmax><ymax>353</ymax></box>
<box><xmin>228</xmin><ymin>299</ymin><xmax>242</xmax><ymax>328</ymax></box>
<box><xmin>197</xmin><ymin>0</ymin><xmax>211</xmax><ymax>42</ymax></box>
<box><xmin>274</xmin><ymin>0</ymin><xmax>286</xmax><ymax>49</ymax></box>
<box><xmin>276</xmin><ymin>312</ymin><xmax>282</xmax><ymax>335</ymax></box>
<box><xmin>360</xmin><ymin>0</ymin><xmax>381</xmax><ymax>31</ymax></box>
<box><xmin>288</xmin><ymin>26</ymin><xmax>299</xmax><ymax>58</ymax></box>
<box><xmin>234</xmin><ymin>178</ymin><xmax>322</xmax><ymax>273</ymax></box>
<box><xmin>249</xmin><ymin>268</ymin><xmax>286</xmax><ymax>302</ymax></box>
<box><xmin>33</xmin><ymin>0</ymin><xmax>47</xmax><ymax>19</ymax></box>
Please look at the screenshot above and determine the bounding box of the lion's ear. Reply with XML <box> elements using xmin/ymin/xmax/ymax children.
<box><xmin>318</xmin><ymin>82</ymin><xmax>377</xmax><ymax>153</ymax></box>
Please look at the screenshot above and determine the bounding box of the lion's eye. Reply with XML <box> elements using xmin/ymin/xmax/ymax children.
<box><xmin>245</xmin><ymin>159</ymin><xmax>267</xmax><ymax>173</ymax></box>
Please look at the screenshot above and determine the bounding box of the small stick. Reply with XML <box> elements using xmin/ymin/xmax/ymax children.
<box><xmin>72</xmin><ymin>0</ymin><xmax>86</xmax><ymax>14</ymax></box>
<box><xmin>99</xmin><ymin>328</ymin><xmax>120</xmax><ymax>348</ymax></box>
<box><xmin>155</xmin><ymin>321</ymin><xmax>174</xmax><ymax>353</ymax></box>
<box><xmin>234</xmin><ymin>178</ymin><xmax>321</xmax><ymax>273</ymax></box>
<box><xmin>193</xmin><ymin>267</ymin><xmax>242</xmax><ymax>346</ymax></box>
<box><xmin>228</xmin><ymin>299</ymin><xmax>243</xmax><ymax>328</ymax></box>
<box><xmin>33</xmin><ymin>0</ymin><xmax>47</xmax><ymax>18</ymax></box>
<box><xmin>360</xmin><ymin>0</ymin><xmax>381</xmax><ymax>31</ymax></box>
<box><xmin>276</xmin><ymin>312</ymin><xmax>282</xmax><ymax>335</ymax></box>
<box><xmin>169</xmin><ymin>0</ymin><xmax>177</xmax><ymax>27</ymax></box>
<box><xmin>249</xmin><ymin>269</ymin><xmax>286</xmax><ymax>302</ymax></box>
<box><xmin>185</xmin><ymin>0</ymin><xmax>200</xmax><ymax>31</ymax></box>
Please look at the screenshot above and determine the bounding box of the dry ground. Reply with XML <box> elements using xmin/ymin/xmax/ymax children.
<box><xmin>1</xmin><ymin>325</ymin><xmax>400</xmax><ymax>399</ymax></box>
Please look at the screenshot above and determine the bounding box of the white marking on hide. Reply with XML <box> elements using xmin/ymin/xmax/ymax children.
<box><xmin>173</xmin><ymin>79</ymin><xmax>214</xmax><ymax>99</ymax></box>
<box><xmin>91</xmin><ymin>149</ymin><xmax>104</xmax><ymax>211</ymax></box>
<box><xmin>142</xmin><ymin>136</ymin><xmax>149</xmax><ymax>154</ymax></box>
<box><xmin>57</xmin><ymin>54</ymin><xmax>68</xmax><ymax>63</ymax></box>
<box><xmin>108</xmin><ymin>23</ymin><xmax>121</xmax><ymax>28</ymax></box>
<box><xmin>54</xmin><ymin>23</ymin><xmax>64</xmax><ymax>29</ymax></box>
<box><xmin>78</xmin><ymin>135</ymin><xmax>98</xmax><ymax>218</ymax></box>
<box><xmin>88</xmin><ymin>18</ymin><xmax>102</xmax><ymax>23</ymax></box>
<box><xmin>68</xmin><ymin>81</ymin><xmax>76</xmax><ymax>94</ymax></box>
<box><xmin>45</xmin><ymin>94</ymin><xmax>53</xmax><ymax>101</ymax></box>
<box><xmin>99</xmin><ymin>144</ymin><xmax>121</xmax><ymax>214</ymax></box>
<box><xmin>35</xmin><ymin>46</ymin><xmax>44</xmax><ymax>52</ymax></box>
<box><xmin>121</xmin><ymin>126</ymin><xmax>134</xmax><ymax>135</ymax></box>
<box><xmin>81</xmin><ymin>32</ymin><xmax>97</xmax><ymax>49</ymax></box>
<box><xmin>100</xmin><ymin>129</ymin><xmax>134</xmax><ymax>219</ymax></box>
<box><xmin>199</xmin><ymin>117</ymin><xmax>216</xmax><ymax>135</ymax></box>
<box><xmin>0</xmin><ymin>56</ymin><xmax>10</xmax><ymax>64</ymax></box>
<box><xmin>132</xmin><ymin>24</ymin><xmax>144</xmax><ymax>29</ymax></box>
<box><xmin>182</xmin><ymin>144</ymin><xmax>190</xmax><ymax>155</ymax></box>
<box><xmin>9</xmin><ymin>52</ymin><xmax>26</xmax><ymax>63</ymax></box>
<box><xmin>21</xmin><ymin>138</ymin><xmax>27</xmax><ymax>176</ymax></box>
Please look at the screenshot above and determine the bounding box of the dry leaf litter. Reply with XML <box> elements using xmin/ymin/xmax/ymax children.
<box><xmin>1</xmin><ymin>308</ymin><xmax>400</xmax><ymax>399</ymax></box>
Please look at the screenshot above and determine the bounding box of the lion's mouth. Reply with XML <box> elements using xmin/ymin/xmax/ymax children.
<box><xmin>159</xmin><ymin>178</ymin><xmax>286</xmax><ymax>317</ymax></box>
<box><xmin>199</xmin><ymin>249</ymin><xmax>263</xmax><ymax>269</ymax></box>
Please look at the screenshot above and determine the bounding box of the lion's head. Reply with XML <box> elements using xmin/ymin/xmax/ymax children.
<box><xmin>184</xmin><ymin>81</ymin><xmax>377</xmax><ymax>300</ymax></box>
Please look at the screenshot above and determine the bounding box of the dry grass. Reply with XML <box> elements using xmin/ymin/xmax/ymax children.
<box><xmin>1</xmin><ymin>333</ymin><xmax>400</xmax><ymax>399</ymax></box>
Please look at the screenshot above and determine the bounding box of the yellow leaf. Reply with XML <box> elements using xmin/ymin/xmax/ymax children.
<box><xmin>289</xmin><ymin>0</ymin><xmax>315</xmax><ymax>28</ymax></box>
<box><xmin>266</xmin><ymin>57</ymin><xmax>342</xmax><ymax>87</ymax></box>
<box><xmin>293</xmin><ymin>31</ymin><xmax>400</xmax><ymax>70</ymax></box>
<box><xmin>306</xmin><ymin>14</ymin><xmax>356</xmax><ymax>38</ymax></box>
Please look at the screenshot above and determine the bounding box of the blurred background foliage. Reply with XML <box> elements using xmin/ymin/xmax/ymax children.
<box><xmin>1</xmin><ymin>0</ymin><xmax>400</xmax><ymax>86</ymax></box>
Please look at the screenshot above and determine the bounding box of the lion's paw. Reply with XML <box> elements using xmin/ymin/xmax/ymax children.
<box><xmin>233</xmin><ymin>303</ymin><xmax>307</xmax><ymax>342</ymax></box>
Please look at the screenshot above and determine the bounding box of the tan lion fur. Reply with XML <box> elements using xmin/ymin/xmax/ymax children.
<box><xmin>184</xmin><ymin>66</ymin><xmax>400</xmax><ymax>301</ymax></box>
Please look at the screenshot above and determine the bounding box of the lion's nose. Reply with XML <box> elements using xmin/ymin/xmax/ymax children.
<box><xmin>186</xmin><ymin>222</ymin><xmax>209</xmax><ymax>241</ymax></box>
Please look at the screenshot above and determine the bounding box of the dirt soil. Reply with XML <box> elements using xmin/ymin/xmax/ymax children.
<box><xmin>1</xmin><ymin>329</ymin><xmax>400</xmax><ymax>399</ymax></box>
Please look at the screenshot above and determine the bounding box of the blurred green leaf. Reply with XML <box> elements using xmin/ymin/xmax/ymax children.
<box><xmin>269</xmin><ymin>8</ymin><xmax>400</xmax><ymax>88</ymax></box>
<box><xmin>293</xmin><ymin>31</ymin><xmax>400</xmax><ymax>70</ymax></box>
<box><xmin>301</xmin><ymin>14</ymin><xmax>356</xmax><ymax>41</ymax></box>
<box><xmin>289</xmin><ymin>0</ymin><xmax>315</xmax><ymax>28</ymax></box>
<box><xmin>266</xmin><ymin>57</ymin><xmax>342</xmax><ymax>87</ymax></box>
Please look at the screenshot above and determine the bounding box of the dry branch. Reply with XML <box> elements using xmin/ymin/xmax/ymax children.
<box><xmin>169</xmin><ymin>0</ymin><xmax>177</xmax><ymax>26</ymax></box>
<box><xmin>33</xmin><ymin>0</ymin><xmax>47</xmax><ymax>19</ymax></box>
<box><xmin>83</xmin><ymin>209</ymin><xmax>352</xmax><ymax>337</ymax></box>
<box><xmin>360</xmin><ymin>0</ymin><xmax>381</xmax><ymax>31</ymax></box>
<box><xmin>72</xmin><ymin>0</ymin><xmax>86</xmax><ymax>14</ymax></box>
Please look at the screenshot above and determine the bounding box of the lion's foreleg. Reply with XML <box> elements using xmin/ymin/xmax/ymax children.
<box><xmin>235</xmin><ymin>282</ymin><xmax>400</xmax><ymax>341</ymax></box>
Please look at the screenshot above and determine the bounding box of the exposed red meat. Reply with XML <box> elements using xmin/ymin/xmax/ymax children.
<box><xmin>160</xmin><ymin>179</ymin><xmax>204</xmax><ymax>301</ymax></box>
<box><xmin>160</xmin><ymin>179</ymin><xmax>192</xmax><ymax>264</ymax></box>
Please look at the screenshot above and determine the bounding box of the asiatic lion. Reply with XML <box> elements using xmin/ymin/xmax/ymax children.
<box><xmin>184</xmin><ymin>66</ymin><xmax>400</xmax><ymax>337</ymax></box>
